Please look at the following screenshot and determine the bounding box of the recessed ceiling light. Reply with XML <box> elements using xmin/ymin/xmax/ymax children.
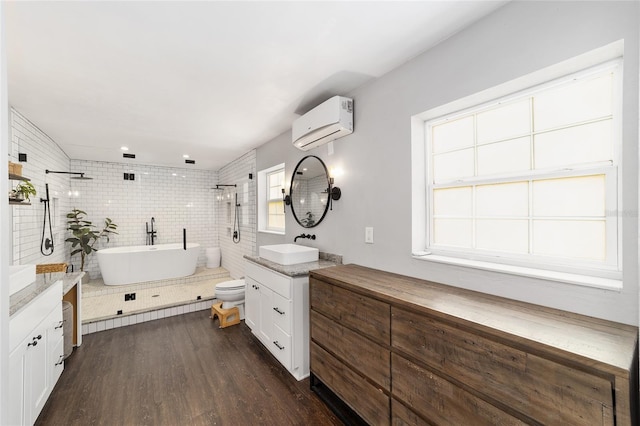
<box><xmin>183</xmin><ymin>154</ymin><xmax>189</xmax><ymax>158</ymax></box>
<box><xmin>121</xmin><ymin>146</ymin><xmax>129</xmax><ymax>151</ymax></box>
<box><xmin>172</xmin><ymin>173</ymin><xmax>177</xmax><ymax>176</ymax></box>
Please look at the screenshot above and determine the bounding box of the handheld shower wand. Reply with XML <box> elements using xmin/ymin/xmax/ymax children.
<box><xmin>40</xmin><ymin>183</ymin><xmax>54</xmax><ymax>256</ymax></box>
<box><xmin>233</xmin><ymin>192</ymin><xmax>241</xmax><ymax>244</ymax></box>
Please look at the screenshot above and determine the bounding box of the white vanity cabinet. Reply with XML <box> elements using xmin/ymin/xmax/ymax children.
<box><xmin>244</xmin><ymin>260</ymin><xmax>310</xmax><ymax>380</ymax></box>
<box><xmin>9</xmin><ymin>281</ymin><xmax>64</xmax><ymax>426</ymax></box>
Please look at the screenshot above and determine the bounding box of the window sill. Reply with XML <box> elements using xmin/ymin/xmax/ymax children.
<box><xmin>258</xmin><ymin>229</ymin><xmax>285</xmax><ymax>236</ymax></box>
<box><xmin>411</xmin><ymin>253</ymin><xmax>622</xmax><ymax>291</ymax></box>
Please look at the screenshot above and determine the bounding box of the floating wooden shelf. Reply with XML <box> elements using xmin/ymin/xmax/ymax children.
<box><xmin>9</xmin><ymin>200</ymin><xmax>31</xmax><ymax>205</ymax></box>
<box><xmin>9</xmin><ymin>173</ymin><xmax>30</xmax><ymax>181</ymax></box>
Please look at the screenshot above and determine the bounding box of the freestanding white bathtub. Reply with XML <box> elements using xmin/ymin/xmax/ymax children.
<box><xmin>97</xmin><ymin>243</ymin><xmax>200</xmax><ymax>286</ymax></box>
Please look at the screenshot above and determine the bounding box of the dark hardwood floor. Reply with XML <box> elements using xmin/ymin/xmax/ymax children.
<box><xmin>36</xmin><ymin>310</ymin><xmax>342</xmax><ymax>426</ymax></box>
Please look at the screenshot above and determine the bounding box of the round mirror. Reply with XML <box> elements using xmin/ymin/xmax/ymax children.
<box><xmin>290</xmin><ymin>155</ymin><xmax>330</xmax><ymax>228</ymax></box>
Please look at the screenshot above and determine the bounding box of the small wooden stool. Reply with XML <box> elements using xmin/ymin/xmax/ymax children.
<box><xmin>210</xmin><ymin>302</ymin><xmax>240</xmax><ymax>328</ymax></box>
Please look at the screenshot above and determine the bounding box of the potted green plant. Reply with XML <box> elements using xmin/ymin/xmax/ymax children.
<box><xmin>66</xmin><ymin>208</ymin><xmax>118</xmax><ymax>272</ymax></box>
<box><xmin>11</xmin><ymin>181</ymin><xmax>37</xmax><ymax>201</ymax></box>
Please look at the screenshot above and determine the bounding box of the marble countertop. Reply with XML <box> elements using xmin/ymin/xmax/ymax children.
<box><xmin>10</xmin><ymin>271</ymin><xmax>85</xmax><ymax>316</ymax></box>
<box><xmin>244</xmin><ymin>252</ymin><xmax>342</xmax><ymax>277</ymax></box>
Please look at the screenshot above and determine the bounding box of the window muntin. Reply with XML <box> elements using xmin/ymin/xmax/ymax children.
<box><xmin>425</xmin><ymin>62</ymin><xmax>620</xmax><ymax>276</ymax></box>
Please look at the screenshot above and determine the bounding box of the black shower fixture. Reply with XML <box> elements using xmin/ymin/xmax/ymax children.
<box><xmin>46</xmin><ymin>169</ymin><xmax>93</xmax><ymax>180</ymax></box>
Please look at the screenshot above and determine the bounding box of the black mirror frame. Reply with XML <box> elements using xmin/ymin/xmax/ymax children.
<box><xmin>289</xmin><ymin>155</ymin><xmax>331</xmax><ymax>229</ymax></box>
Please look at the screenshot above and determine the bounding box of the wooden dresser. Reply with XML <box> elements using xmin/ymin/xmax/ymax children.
<box><xmin>310</xmin><ymin>264</ymin><xmax>638</xmax><ymax>426</ymax></box>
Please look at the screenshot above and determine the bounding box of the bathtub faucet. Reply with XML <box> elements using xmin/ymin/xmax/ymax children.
<box><xmin>146</xmin><ymin>217</ymin><xmax>157</xmax><ymax>245</ymax></box>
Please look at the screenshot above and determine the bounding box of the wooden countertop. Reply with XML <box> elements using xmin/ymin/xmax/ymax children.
<box><xmin>311</xmin><ymin>264</ymin><xmax>638</xmax><ymax>378</ymax></box>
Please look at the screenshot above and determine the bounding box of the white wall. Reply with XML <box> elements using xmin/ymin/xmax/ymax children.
<box><xmin>256</xmin><ymin>1</ymin><xmax>640</xmax><ymax>325</ymax></box>
<box><xmin>10</xmin><ymin>108</ymin><xmax>71</xmax><ymax>267</ymax></box>
<box><xmin>216</xmin><ymin>150</ymin><xmax>256</xmax><ymax>279</ymax></box>
<box><xmin>70</xmin><ymin>159</ymin><xmax>218</xmax><ymax>278</ymax></box>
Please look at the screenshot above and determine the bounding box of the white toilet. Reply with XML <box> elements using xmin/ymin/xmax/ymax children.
<box><xmin>215</xmin><ymin>279</ymin><xmax>245</xmax><ymax>319</ymax></box>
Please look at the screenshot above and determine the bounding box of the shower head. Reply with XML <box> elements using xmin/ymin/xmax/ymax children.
<box><xmin>46</xmin><ymin>170</ymin><xmax>93</xmax><ymax>180</ymax></box>
<box><xmin>71</xmin><ymin>173</ymin><xmax>93</xmax><ymax>180</ymax></box>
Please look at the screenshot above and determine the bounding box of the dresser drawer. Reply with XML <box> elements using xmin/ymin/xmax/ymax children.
<box><xmin>311</xmin><ymin>342</ymin><xmax>389</xmax><ymax>425</ymax></box>
<box><xmin>391</xmin><ymin>307</ymin><xmax>614</xmax><ymax>425</ymax></box>
<box><xmin>310</xmin><ymin>278</ymin><xmax>390</xmax><ymax>345</ymax></box>
<box><xmin>391</xmin><ymin>399</ymin><xmax>430</xmax><ymax>426</ymax></box>
<box><xmin>392</xmin><ymin>353</ymin><xmax>527</xmax><ymax>426</ymax></box>
<box><xmin>311</xmin><ymin>310</ymin><xmax>390</xmax><ymax>391</ymax></box>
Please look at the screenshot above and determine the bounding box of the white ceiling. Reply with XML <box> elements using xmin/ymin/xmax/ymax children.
<box><xmin>6</xmin><ymin>1</ymin><xmax>506</xmax><ymax>171</ymax></box>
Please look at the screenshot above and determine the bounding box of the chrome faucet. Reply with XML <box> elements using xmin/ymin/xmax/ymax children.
<box><xmin>294</xmin><ymin>233</ymin><xmax>316</xmax><ymax>243</ymax></box>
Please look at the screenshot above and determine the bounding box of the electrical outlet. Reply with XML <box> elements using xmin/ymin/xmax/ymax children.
<box><xmin>130</xmin><ymin>293</ymin><xmax>136</xmax><ymax>301</ymax></box>
<box><xmin>124</xmin><ymin>294</ymin><xmax>130</xmax><ymax>301</ymax></box>
<box><xmin>365</xmin><ymin>227</ymin><xmax>374</xmax><ymax>244</ymax></box>
<box><xmin>117</xmin><ymin>310</ymin><xmax>123</xmax><ymax>315</ymax></box>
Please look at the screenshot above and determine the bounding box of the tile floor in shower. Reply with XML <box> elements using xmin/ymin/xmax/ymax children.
<box><xmin>81</xmin><ymin>267</ymin><xmax>233</xmax><ymax>335</ymax></box>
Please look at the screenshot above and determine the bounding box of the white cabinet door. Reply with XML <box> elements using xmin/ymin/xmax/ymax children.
<box><xmin>245</xmin><ymin>277</ymin><xmax>260</xmax><ymax>331</ymax></box>
<box><xmin>9</xmin><ymin>337</ymin><xmax>28</xmax><ymax>426</ymax></box>
<box><xmin>28</xmin><ymin>320</ymin><xmax>49</xmax><ymax>424</ymax></box>
<box><xmin>258</xmin><ymin>285</ymin><xmax>273</xmax><ymax>346</ymax></box>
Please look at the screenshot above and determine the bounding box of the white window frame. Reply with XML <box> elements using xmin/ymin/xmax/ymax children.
<box><xmin>258</xmin><ymin>163</ymin><xmax>286</xmax><ymax>235</ymax></box>
<box><xmin>411</xmin><ymin>51</ymin><xmax>623</xmax><ymax>290</ymax></box>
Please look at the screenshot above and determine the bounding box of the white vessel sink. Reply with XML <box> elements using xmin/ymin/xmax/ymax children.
<box><xmin>259</xmin><ymin>244</ymin><xmax>319</xmax><ymax>265</ymax></box>
<box><xmin>9</xmin><ymin>264</ymin><xmax>36</xmax><ymax>295</ymax></box>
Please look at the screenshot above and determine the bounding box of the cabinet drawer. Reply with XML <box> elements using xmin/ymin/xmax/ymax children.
<box><xmin>272</xmin><ymin>292</ymin><xmax>291</xmax><ymax>334</ymax></box>
<box><xmin>311</xmin><ymin>310</ymin><xmax>390</xmax><ymax>391</ymax></box>
<box><xmin>270</xmin><ymin>325</ymin><xmax>292</xmax><ymax>370</ymax></box>
<box><xmin>311</xmin><ymin>278</ymin><xmax>390</xmax><ymax>345</ymax></box>
<box><xmin>51</xmin><ymin>336</ymin><xmax>64</xmax><ymax>384</ymax></box>
<box><xmin>311</xmin><ymin>342</ymin><xmax>389</xmax><ymax>425</ymax></box>
<box><xmin>392</xmin><ymin>307</ymin><xmax>614</xmax><ymax>425</ymax></box>
<box><xmin>46</xmin><ymin>303</ymin><xmax>64</xmax><ymax>343</ymax></box>
<box><xmin>392</xmin><ymin>353</ymin><xmax>526</xmax><ymax>426</ymax></box>
<box><xmin>245</xmin><ymin>261</ymin><xmax>291</xmax><ymax>299</ymax></box>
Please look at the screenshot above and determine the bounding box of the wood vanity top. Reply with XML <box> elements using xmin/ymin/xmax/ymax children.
<box><xmin>310</xmin><ymin>264</ymin><xmax>638</xmax><ymax>378</ymax></box>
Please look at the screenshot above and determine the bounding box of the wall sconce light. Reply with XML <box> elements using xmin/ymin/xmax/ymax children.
<box><xmin>328</xmin><ymin>177</ymin><xmax>341</xmax><ymax>211</ymax></box>
<box><xmin>282</xmin><ymin>188</ymin><xmax>291</xmax><ymax>213</ymax></box>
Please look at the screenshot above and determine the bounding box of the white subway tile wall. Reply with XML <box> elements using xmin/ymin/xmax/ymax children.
<box><xmin>10</xmin><ymin>108</ymin><xmax>72</xmax><ymax>266</ymax></box>
<box><xmin>70</xmin><ymin>159</ymin><xmax>219</xmax><ymax>279</ymax></box>
<box><xmin>10</xmin><ymin>108</ymin><xmax>257</xmax><ymax>330</ymax></box>
<box><xmin>216</xmin><ymin>150</ymin><xmax>257</xmax><ymax>278</ymax></box>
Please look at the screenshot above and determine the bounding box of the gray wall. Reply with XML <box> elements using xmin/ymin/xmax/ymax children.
<box><xmin>256</xmin><ymin>1</ymin><xmax>640</xmax><ymax>325</ymax></box>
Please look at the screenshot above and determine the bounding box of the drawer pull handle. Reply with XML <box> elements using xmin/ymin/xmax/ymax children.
<box><xmin>273</xmin><ymin>341</ymin><xmax>285</xmax><ymax>350</ymax></box>
<box><xmin>55</xmin><ymin>321</ymin><xmax>64</xmax><ymax>330</ymax></box>
<box><xmin>55</xmin><ymin>355</ymin><xmax>64</xmax><ymax>366</ymax></box>
<box><xmin>27</xmin><ymin>340</ymin><xmax>38</xmax><ymax>347</ymax></box>
<box><xmin>273</xmin><ymin>307</ymin><xmax>285</xmax><ymax>315</ymax></box>
<box><xmin>35</xmin><ymin>334</ymin><xmax>42</xmax><ymax>340</ymax></box>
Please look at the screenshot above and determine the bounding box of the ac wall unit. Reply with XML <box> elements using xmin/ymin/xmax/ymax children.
<box><xmin>292</xmin><ymin>96</ymin><xmax>353</xmax><ymax>151</ymax></box>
